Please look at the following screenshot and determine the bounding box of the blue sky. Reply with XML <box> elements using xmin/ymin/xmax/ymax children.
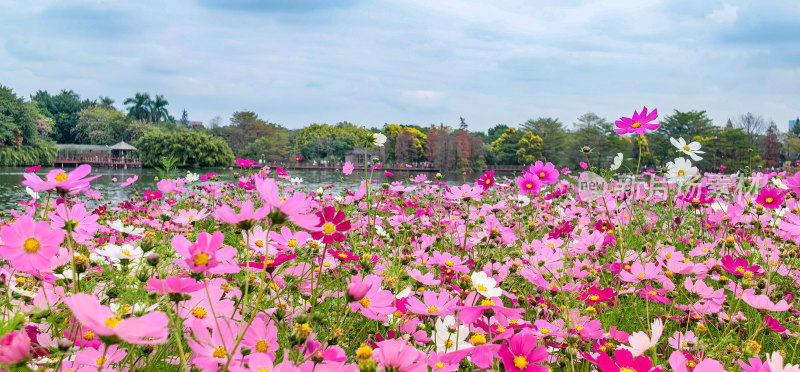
<box><xmin>0</xmin><ymin>0</ymin><xmax>798</xmax><ymax>131</ymax></box>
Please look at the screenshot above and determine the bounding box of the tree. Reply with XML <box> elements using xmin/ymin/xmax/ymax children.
<box><xmin>242</xmin><ymin>134</ymin><xmax>290</xmax><ymax>162</ymax></box>
<box><xmin>486</xmin><ymin>124</ymin><xmax>510</xmax><ymax>143</ymax></box>
<box><xmin>520</xmin><ymin>117</ymin><xmax>567</xmax><ymax>164</ymax></box>
<box><xmin>566</xmin><ymin>115</ymin><xmax>630</xmax><ymax>168</ymax></box>
<box><xmin>124</xmin><ymin>92</ymin><xmax>152</xmax><ymax>121</ymax></box>
<box><xmin>73</xmin><ymin>106</ymin><xmax>154</xmax><ymax>145</ymax></box>
<box><xmin>135</xmin><ymin>131</ymin><xmax>234</xmax><ymax>167</ymax></box>
<box><xmin>150</xmin><ymin>94</ymin><xmax>169</xmax><ymax>126</ymax></box>
<box><xmin>395</xmin><ymin>128</ymin><xmax>419</xmax><ymax>163</ymax></box>
<box><xmin>516</xmin><ymin>131</ymin><xmax>544</xmax><ymax>164</ymax></box>
<box><xmin>208</xmin><ymin>116</ymin><xmax>222</xmax><ymax>129</ymax></box>
<box><xmin>427</xmin><ymin>124</ymin><xmax>457</xmax><ymax>170</ymax></box>
<box><xmin>0</xmin><ymin>85</ymin><xmax>38</xmax><ymax>147</ymax></box>
<box><xmin>179</xmin><ymin>109</ymin><xmax>189</xmax><ymax>126</ymax></box>
<box><xmin>733</xmin><ymin>112</ymin><xmax>766</xmax><ymax>145</ymax></box>
<box><xmin>290</xmin><ymin>122</ymin><xmax>371</xmax><ymax>161</ymax></box>
<box><xmin>651</xmin><ymin>110</ymin><xmax>715</xmax><ymax>165</ymax></box>
<box><xmin>574</xmin><ymin>112</ymin><xmax>605</xmax><ymax>130</ymax></box>
<box><xmin>762</xmin><ymin>121</ymin><xmax>781</xmax><ymax>167</ymax></box>
<box><xmin>490</xmin><ymin>128</ymin><xmax>523</xmax><ymax>165</ymax></box>
<box><xmin>31</xmin><ymin>89</ymin><xmax>89</xmax><ymax>143</ymax></box>
<box><xmin>98</xmin><ymin>96</ymin><xmax>115</xmax><ymax>110</ymax></box>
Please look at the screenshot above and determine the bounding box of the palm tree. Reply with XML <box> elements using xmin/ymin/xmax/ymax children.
<box><xmin>124</xmin><ymin>93</ymin><xmax>151</xmax><ymax>121</ymax></box>
<box><xmin>98</xmin><ymin>96</ymin><xmax>115</xmax><ymax>110</ymax></box>
<box><xmin>150</xmin><ymin>95</ymin><xmax>169</xmax><ymax>127</ymax></box>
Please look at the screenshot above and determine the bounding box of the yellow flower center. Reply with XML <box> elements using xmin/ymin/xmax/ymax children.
<box><xmin>359</xmin><ymin>297</ymin><xmax>371</xmax><ymax>308</ymax></box>
<box><xmin>323</xmin><ymin>222</ymin><xmax>336</xmax><ymax>235</ymax></box>
<box><xmin>477</xmin><ymin>284</ymin><xmax>487</xmax><ymax>291</ymax></box>
<box><xmin>677</xmin><ymin>170</ymin><xmax>686</xmax><ymax>176</ymax></box>
<box><xmin>96</xmin><ymin>357</ymin><xmax>107</xmax><ymax>365</ymax></box>
<box><xmin>683</xmin><ymin>145</ymin><xmax>690</xmax><ymax>151</ymax></box>
<box><xmin>735</xmin><ymin>266</ymin><xmax>745</xmax><ymax>274</ymax></box>
<box><xmin>636</xmin><ymin>273</ymin><xmax>644</xmax><ymax>280</ymax></box>
<box><xmin>55</xmin><ymin>172</ymin><xmax>68</xmax><ymax>183</ymax></box>
<box><xmin>287</xmin><ymin>239</ymin><xmax>297</xmax><ymax>247</ymax></box>
<box><xmin>766</xmin><ymin>197</ymin><xmax>774</xmax><ymax>204</ymax></box>
<box><xmin>540</xmin><ymin>328</ymin><xmax>551</xmax><ymax>334</ymax></box>
<box><xmin>575</xmin><ymin>325</ymin><xmax>584</xmax><ymax>331</ymax></box>
<box><xmin>192</xmin><ymin>307</ymin><xmax>207</xmax><ymax>319</ymax></box>
<box><xmin>631</xmin><ymin>122</ymin><xmax>641</xmax><ymax>129</ymax></box>
<box><xmin>620</xmin><ymin>369</ymin><xmax>635</xmax><ymax>372</ymax></box>
<box><xmin>588</xmin><ymin>295</ymin><xmax>599</xmax><ymax>301</ymax></box>
<box><xmin>193</xmin><ymin>253</ymin><xmax>210</xmax><ymax>266</ymax></box>
<box><xmin>444</xmin><ymin>339</ymin><xmax>454</xmax><ymax>349</ymax></box>
<box><xmin>514</xmin><ymin>356</ymin><xmax>528</xmax><ymax>369</ymax></box>
<box><xmin>213</xmin><ymin>346</ymin><xmax>226</xmax><ymax>358</ymax></box>
<box><xmin>480</xmin><ymin>299</ymin><xmax>495</xmax><ymax>306</ymax></box>
<box><xmin>255</xmin><ymin>240</ymin><xmax>264</xmax><ymax>247</ymax></box>
<box><xmin>539</xmin><ymin>172</ymin><xmax>546</xmax><ymax>179</ymax></box>
<box><xmin>23</xmin><ymin>238</ymin><xmax>40</xmax><ymax>253</ymax></box>
<box><xmin>83</xmin><ymin>331</ymin><xmax>95</xmax><ymax>340</ymax></box>
<box><xmin>427</xmin><ymin>306</ymin><xmax>438</xmax><ymax>314</ymax></box>
<box><xmin>444</xmin><ymin>260</ymin><xmax>454</xmax><ymax>267</ymax></box>
<box><xmin>470</xmin><ymin>333</ymin><xmax>486</xmax><ymax>346</ymax></box>
<box><xmin>435</xmin><ymin>362</ymin><xmax>445</xmax><ymax>369</ymax></box>
<box><xmin>257</xmin><ymin>369</ymin><xmax>269</xmax><ymax>372</ymax></box>
<box><xmin>485</xmin><ymin>179</ymin><xmax>491</xmax><ymax>185</ymax></box>
<box><xmin>649</xmin><ymin>291</ymin><xmax>657</xmax><ymax>296</ymax></box>
<box><xmin>255</xmin><ymin>340</ymin><xmax>269</xmax><ymax>352</ymax></box>
<box><xmin>104</xmin><ymin>316</ymin><xmax>121</xmax><ymax>329</ymax></box>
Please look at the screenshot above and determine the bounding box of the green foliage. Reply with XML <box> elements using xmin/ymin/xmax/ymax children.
<box><xmin>0</xmin><ymin>142</ymin><xmax>58</xmax><ymax>166</ymax></box>
<box><xmin>154</xmin><ymin>156</ymin><xmax>180</xmax><ymax>179</ymax></box>
<box><xmin>520</xmin><ymin>117</ymin><xmax>567</xmax><ymax>163</ymax></box>
<box><xmin>566</xmin><ymin>114</ymin><xmax>630</xmax><ymax>169</ymax></box>
<box><xmin>490</xmin><ymin>128</ymin><xmax>523</xmax><ymax>165</ymax></box>
<box><xmin>73</xmin><ymin>106</ymin><xmax>154</xmax><ymax>145</ymax></box>
<box><xmin>697</xmin><ymin>126</ymin><xmax>762</xmax><ymax>172</ymax></box>
<box><xmin>135</xmin><ymin>131</ymin><xmax>234</xmax><ymax>168</ymax></box>
<box><xmin>124</xmin><ymin>92</ymin><xmax>152</xmax><ymax>121</ymax></box>
<box><xmin>0</xmin><ymin>85</ymin><xmax>38</xmax><ymax>147</ymax></box>
<box><xmin>31</xmin><ymin>89</ymin><xmax>93</xmax><ymax>143</ymax></box>
<box><xmin>291</xmin><ymin>122</ymin><xmax>372</xmax><ymax>161</ymax></box>
<box><xmin>381</xmin><ymin>124</ymin><xmax>427</xmax><ymax>162</ymax></box>
<box><xmin>516</xmin><ymin>131</ymin><xmax>544</xmax><ymax>164</ymax></box>
<box><xmin>215</xmin><ymin>111</ymin><xmax>290</xmax><ymax>158</ymax></box>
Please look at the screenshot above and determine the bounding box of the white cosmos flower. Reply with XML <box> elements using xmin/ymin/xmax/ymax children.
<box><xmin>372</xmin><ymin>133</ymin><xmax>387</xmax><ymax>147</ymax></box>
<box><xmin>470</xmin><ymin>271</ymin><xmax>502</xmax><ymax>298</ymax></box>
<box><xmin>95</xmin><ymin>243</ymin><xmax>143</xmax><ymax>263</ymax></box>
<box><xmin>185</xmin><ymin>172</ymin><xmax>200</xmax><ymax>182</ymax></box>
<box><xmin>610</xmin><ymin>153</ymin><xmax>623</xmax><ymax>171</ymax></box>
<box><xmin>621</xmin><ymin>318</ymin><xmax>663</xmax><ymax>357</ymax></box>
<box><xmin>665</xmin><ymin>157</ymin><xmax>698</xmax><ymax>185</ymax></box>
<box><xmin>670</xmin><ymin>137</ymin><xmax>705</xmax><ymax>161</ymax></box>
<box><xmin>290</xmin><ymin>177</ymin><xmax>303</xmax><ymax>184</ymax></box>
<box><xmin>26</xmin><ymin>186</ymin><xmax>39</xmax><ymax>200</ymax></box>
<box><xmin>108</xmin><ymin>220</ymin><xmax>144</xmax><ymax>236</ymax></box>
<box><xmin>432</xmin><ymin>315</ymin><xmax>472</xmax><ymax>353</ymax></box>
<box><xmin>772</xmin><ymin>177</ymin><xmax>789</xmax><ymax>190</ymax></box>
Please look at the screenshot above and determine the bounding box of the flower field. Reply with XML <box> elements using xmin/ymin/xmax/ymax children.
<box><xmin>1</xmin><ymin>109</ymin><xmax>800</xmax><ymax>371</ymax></box>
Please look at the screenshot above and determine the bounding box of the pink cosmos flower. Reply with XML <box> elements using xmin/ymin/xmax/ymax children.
<box><xmin>596</xmin><ymin>349</ymin><xmax>662</xmax><ymax>372</ymax></box>
<box><xmin>22</xmin><ymin>164</ymin><xmax>100</xmax><ymax>194</ymax></box>
<box><xmin>255</xmin><ymin>177</ymin><xmax>320</xmax><ymax>230</ymax></box>
<box><xmin>372</xmin><ymin>338</ymin><xmax>427</xmax><ymax>372</ymax></box>
<box><xmin>64</xmin><ymin>293</ymin><xmax>169</xmax><ymax>345</ymax></box>
<box><xmin>121</xmin><ymin>175</ymin><xmax>138</xmax><ymax>187</ymax></box>
<box><xmin>172</xmin><ymin>231</ymin><xmax>230</xmax><ymax>273</ymax></box>
<box><xmin>526</xmin><ymin>161</ymin><xmax>559</xmax><ymax>185</ymax></box>
<box><xmin>157</xmin><ymin>179</ymin><xmax>177</xmax><ymax>194</ymax></box>
<box><xmin>347</xmin><ymin>274</ymin><xmax>395</xmax><ymax>321</ymax></box>
<box><xmin>187</xmin><ymin>318</ymin><xmax>243</xmax><ymax>370</ymax></box>
<box><xmin>407</xmin><ymin>268</ymin><xmax>441</xmax><ymax>285</ymax></box>
<box><xmin>668</xmin><ymin>351</ymin><xmax>724</xmax><ymax>372</ymax></box>
<box><xmin>0</xmin><ymin>330</ymin><xmax>30</xmax><ymax>365</ymax></box>
<box><xmin>269</xmin><ymin>226</ymin><xmax>312</xmax><ymax>251</ymax></box>
<box><xmin>497</xmin><ymin>331</ymin><xmax>548</xmax><ymax>372</ymax></box>
<box><xmin>213</xmin><ymin>200</ymin><xmax>270</xmax><ymax>229</ymax></box>
<box><xmin>311</xmin><ymin>206</ymin><xmax>351</xmax><ymax>244</ymax></box>
<box><xmin>83</xmin><ymin>188</ymin><xmax>102</xmax><ymax>200</ymax></box>
<box><xmin>742</xmin><ymin>293</ymin><xmax>791</xmax><ymax>312</ymax></box>
<box><xmin>446</xmin><ymin>184</ymin><xmax>482</xmax><ymax>200</ymax></box>
<box><xmin>145</xmin><ymin>276</ymin><xmax>204</xmax><ymax>295</ymax></box>
<box><xmin>49</xmin><ymin>202</ymin><xmax>99</xmax><ymax>245</ymax></box>
<box><xmin>579</xmin><ymin>162</ymin><xmax>588</xmax><ymax>169</ymax></box>
<box><xmin>0</xmin><ymin>215</ymin><xmax>66</xmax><ymax>273</ymax></box>
<box><xmin>614</xmin><ymin>106</ymin><xmax>659</xmax><ymax>135</ymax></box>
<box><xmin>430</xmin><ymin>251</ymin><xmax>469</xmax><ymax>273</ymax></box>
<box><xmin>343</xmin><ymin>161</ymin><xmax>354</xmax><ymax>175</ymax></box>
<box><xmin>74</xmin><ymin>344</ymin><xmax>126</xmax><ymax>369</ymax></box>
<box><xmin>405</xmin><ymin>290</ymin><xmax>459</xmax><ymax>317</ymax></box>
<box><xmin>739</xmin><ymin>357</ymin><xmax>771</xmax><ymax>372</ymax></box>
<box><xmin>620</xmin><ymin>262</ymin><xmax>660</xmax><ymax>283</ymax></box>
<box><xmin>765</xmin><ymin>315</ymin><xmax>787</xmax><ymax>332</ymax></box>
<box><xmin>173</xmin><ymin>208</ymin><xmax>210</xmax><ymax>225</ymax></box>
<box><xmin>756</xmin><ymin>186</ymin><xmax>786</xmax><ymax>209</ymax></box>
<box><xmin>516</xmin><ymin>173</ymin><xmax>541</xmax><ymax>195</ymax></box>
<box><xmin>242</xmin><ymin>314</ymin><xmax>279</xmax><ymax>359</ymax></box>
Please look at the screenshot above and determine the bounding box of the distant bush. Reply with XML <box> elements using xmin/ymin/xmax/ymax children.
<box><xmin>135</xmin><ymin>131</ymin><xmax>234</xmax><ymax>168</ymax></box>
<box><xmin>0</xmin><ymin>141</ymin><xmax>57</xmax><ymax>166</ymax></box>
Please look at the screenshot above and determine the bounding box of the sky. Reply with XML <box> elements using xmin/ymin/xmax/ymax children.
<box><xmin>0</xmin><ymin>0</ymin><xmax>798</xmax><ymax>132</ymax></box>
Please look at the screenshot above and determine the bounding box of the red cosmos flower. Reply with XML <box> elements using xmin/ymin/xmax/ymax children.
<box><xmin>579</xmin><ymin>287</ymin><xmax>617</xmax><ymax>306</ymax></box>
<box><xmin>328</xmin><ymin>249</ymin><xmax>359</xmax><ymax>262</ymax></box>
<box><xmin>756</xmin><ymin>186</ymin><xmax>786</xmax><ymax>209</ymax></box>
<box><xmin>311</xmin><ymin>206</ymin><xmax>351</xmax><ymax>244</ymax></box>
<box><xmin>384</xmin><ymin>171</ymin><xmax>394</xmax><ymax>178</ymax></box>
<box><xmin>276</xmin><ymin>167</ymin><xmax>287</xmax><ymax>176</ymax></box>
<box><xmin>295</xmin><ymin>156</ymin><xmax>303</xmax><ymax>162</ymax></box>
<box><xmin>720</xmin><ymin>255</ymin><xmax>764</xmax><ymax>277</ymax></box>
<box><xmin>476</xmin><ymin>170</ymin><xmax>495</xmax><ymax>189</ymax></box>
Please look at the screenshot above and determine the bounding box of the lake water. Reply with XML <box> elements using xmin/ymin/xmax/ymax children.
<box><xmin>0</xmin><ymin>166</ymin><xmax>510</xmax><ymax>211</ymax></box>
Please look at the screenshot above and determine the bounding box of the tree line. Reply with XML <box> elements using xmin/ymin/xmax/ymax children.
<box><xmin>0</xmin><ymin>84</ymin><xmax>793</xmax><ymax>171</ymax></box>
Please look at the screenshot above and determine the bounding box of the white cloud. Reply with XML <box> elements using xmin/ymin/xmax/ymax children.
<box><xmin>708</xmin><ymin>3</ymin><xmax>738</xmax><ymax>24</ymax></box>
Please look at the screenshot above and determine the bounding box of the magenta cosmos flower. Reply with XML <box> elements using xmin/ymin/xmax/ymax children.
<box><xmin>516</xmin><ymin>173</ymin><xmax>542</xmax><ymax>195</ymax></box>
<box><xmin>311</xmin><ymin>206</ymin><xmax>351</xmax><ymax>244</ymax></box>
<box><xmin>614</xmin><ymin>106</ymin><xmax>659</xmax><ymax>135</ymax></box>
<box><xmin>0</xmin><ymin>330</ymin><xmax>30</xmax><ymax>365</ymax></box>
<box><xmin>596</xmin><ymin>349</ymin><xmax>662</xmax><ymax>372</ymax></box>
<box><xmin>497</xmin><ymin>331</ymin><xmax>548</xmax><ymax>372</ymax></box>
<box><xmin>64</xmin><ymin>293</ymin><xmax>169</xmax><ymax>345</ymax></box>
<box><xmin>172</xmin><ymin>231</ymin><xmax>229</xmax><ymax>273</ymax></box>
<box><xmin>720</xmin><ymin>255</ymin><xmax>764</xmax><ymax>277</ymax></box>
<box><xmin>476</xmin><ymin>170</ymin><xmax>495</xmax><ymax>189</ymax></box>
<box><xmin>22</xmin><ymin>164</ymin><xmax>100</xmax><ymax>194</ymax></box>
<box><xmin>756</xmin><ymin>186</ymin><xmax>786</xmax><ymax>209</ymax></box>
<box><xmin>0</xmin><ymin>215</ymin><xmax>66</xmax><ymax>273</ymax></box>
<box><xmin>527</xmin><ymin>161</ymin><xmax>559</xmax><ymax>185</ymax></box>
